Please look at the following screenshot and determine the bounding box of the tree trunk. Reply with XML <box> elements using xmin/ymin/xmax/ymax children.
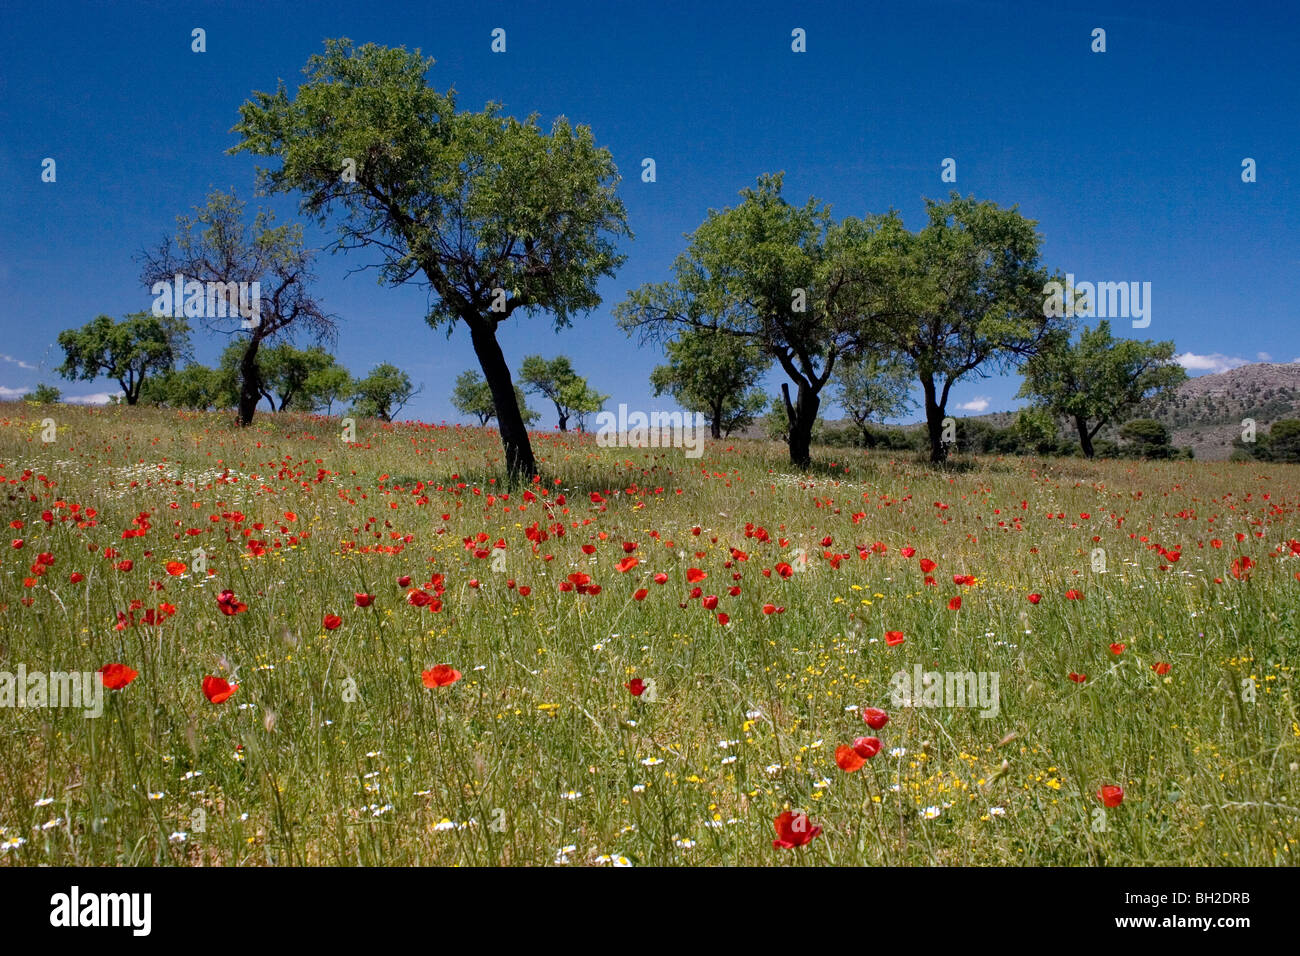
<box><xmin>556</xmin><ymin>408</ymin><xmax>569</xmax><ymax>432</ymax></box>
<box><xmin>782</xmin><ymin>382</ymin><xmax>819</xmax><ymax>469</ymax></box>
<box><xmin>1075</xmin><ymin>415</ymin><xmax>1095</xmax><ymax>458</ymax></box>
<box><xmin>469</xmin><ymin>321</ymin><xmax>538</xmax><ymax>479</ymax></box>
<box><xmin>922</xmin><ymin>377</ymin><xmax>948</xmax><ymax>463</ymax></box>
<box><xmin>237</xmin><ymin>337</ymin><xmax>263</xmax><ymax>427</ymax></box>
<box><xmin>710</xmin><ymin>398</ymin><xmax>723</xmax><ymax>440</ymax></box>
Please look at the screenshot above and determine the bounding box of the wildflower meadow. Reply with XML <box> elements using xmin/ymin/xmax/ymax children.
<box><xmin>1</xmin><ymin>403</ymin><xmax>1296</xmax><ymax>867</ymax></box>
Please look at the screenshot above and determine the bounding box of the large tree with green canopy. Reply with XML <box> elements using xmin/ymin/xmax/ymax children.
<box><xmin>616</xmin><ymin>173</ymin><xmax>891</xmax><ymax>468</ymax></box>
<box><xmin>230</xmin><ymin>38</ymin><xmax>631</xmax><ymax>478</ymax></box>
<box><xmin>873</xmin><ymin>193</ymin><xmax>1068</xmax><ymax>462</ymax></box>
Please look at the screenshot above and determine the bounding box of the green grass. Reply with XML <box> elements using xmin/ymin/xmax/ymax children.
<box><xmin>1</xmin><ymin>402</ymin><xmax>1297</xmax><ymax>865</ymax></box>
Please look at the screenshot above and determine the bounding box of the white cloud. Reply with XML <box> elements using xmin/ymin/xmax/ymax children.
<box><xmin>0</xmin><ymin>354</ymin><xmax>36</xmax><ymax>370</ymax></box>
<box><xmin>958</xmin><ymin>397</ymin><xmax>991</xmax><ymax>413</ymax></box>
<box><xmin>1175</xmin><ymin>352</ymin><xmax>1251</xmax><ymax>374</ymax></box>
<box><xmin>1257</xmin><ymin>352</ymin><xmax>1273</xmax><ymax>362</ymax></box>
<box><xmin>0</xmin><ymin>385</ymin><xmax>31</xmax><ymax>399</ymax></box>
<box><xmin>64</xmin><ymin>392</ymin><xmax>121</xmax><ymax>406</ymax></box>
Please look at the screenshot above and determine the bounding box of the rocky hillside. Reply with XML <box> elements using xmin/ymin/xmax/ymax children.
<box><xmin>1140</xmin><ymin>362</ymin><xmax>1300</xmax><ymax>459</ymax></box>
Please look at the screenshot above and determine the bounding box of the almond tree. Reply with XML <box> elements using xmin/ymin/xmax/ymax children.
<box><xmin>231</xmin><ymin>39</ymin><xmax>629</xmax><ymax>477</ymax></box>
<box><xmin>1018</xmin><ymin>320</ymin><xmax>1185</xmax><ymax>458</ymax></box>
<box><xmin>139</xmin><ymin>189</ymin><xmax>333</xmax><ymax>426</ymax></box>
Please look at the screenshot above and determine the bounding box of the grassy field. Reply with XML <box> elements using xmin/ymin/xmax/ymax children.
<box><xmin>1</xmin><ymin>402</ymin><xmax>1297</xmax><ymax>866</ymax></box>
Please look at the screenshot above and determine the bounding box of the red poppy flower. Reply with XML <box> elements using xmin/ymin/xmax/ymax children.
<box><xmin>165</xmin><ymin>560</ymin><xmax>186</xmax><ymax>576</ymax></box>
<box><xmin>98</xmin><ymin>662</ymin><xmax>138</xmax><ymax>690</ymax></box>
<box><xmin>397</xmin><ymin>575</ymin><xmax>411</xmax><ymax>587</ymax></box>
<box><xmin>1109</xmin><ymin>643</ymin><xmax>1126</xmax><ymax>655</ymax></box>
<box><xmin>421</xmin><ymin>665</ymin><xmax>461</xmax><ymax>688</ymax></box>
<box><xmin>653</xmin><ymin>572</ymin><xmax>668</xmax><ymax>585</ymax></box>
<box><xmin>853</xmin><ymin>736</ymin><xmax>882</xmax><ymax>759</ymax></box>
<box><xmin>1151</xmin><ymin>661</ymin><xmax>1171</xmax><ymax>675</ymax></box>
<box><xmin>900</xmin><ymin>546</ymin><xmax>916</xmax><ymax>558</ymax></box>
<box><xmin>1068</xmin><ymin>672</ymin><xmax>1087</xmax><ymax>683</ymax></box>
<box><xmin>1026</xmin><ymin>593</ymin><xmax>1041</xmax><ymax>604</ymax></box>
<box><xmin>1097</xmin><ymin>785</ymin><xmax>1124</xmax><ymax>808</ymax></box>
<box><xmin>762</xmin><ymin>603</ymin><xmax>777</xmax><ymax>615</ymax></box>
<box><xmin>772</xmin><ymin>811</ymin><xmax>822</xmax><ymax>849</ymax></box>
<box><xmin>518</xmin><ymin>585</ymin><xmax>531</xmax><ymax>597</ymax></box>
<box><xmin>625</xmin><ymin>678</ymin><xmax>646</xmax><ymax>696</ymax></box>
<box><xmin>616</xmin><ymin>556</ymin><xmax>639</xmax><ymax>573</ymax></box>
<box><xmin>835</xmin><ymin>744</ymin><xmax>866</xmax><ymax>772</ymax></box>
<box><xmin>717</xmin><ymin>612</ymin><xmax>729</xmax><ymax>625</ymax></box>
<box><xmin>885</xmin><ymin>630</ymin><xmax>905</xmax><ymax>646</ymax></box>
<box><xmin>953</xmin><ymin>574</ymin><xmax>975</xmax><ymax>586</ymax></box>
<box><xmin>69</xmin><ymin>572</ymin><xmax>84</xmax><ymax>584</ymax></box>
<box><xmin>919</xmin><ymin>558</ymin><xmax>936</xmax><ymax>574</ymax></box>
<box><xmin>323</xmin><ymin>614</ymin><xmax>342</xmax><ymax>630</ymax></box>
<box><xmin>948</xmin><ymin>596</ymin><xmax>962</xmax><ymax>610</ymax></box>
<box><xmin>1230</xmin><ymin>556</ymin><xmax>1254</xmax><ymax>580</ymax></box>
<box><xmin>1065</xmin><ymin>589</ymin><xmax>1083</xmax><ymax>600</ymax></box>
<box><xmin>216</xmin><ymin>589</ymin><xmax>247</xmax><ymax>616</ymax></box>
<box><xmin>633</xmin><ymin>588</ymin><xmax>648</xmax><ymax>601</ymax></box>
<box><xmin>202</xmin><ymin>675</ymin><xmax>238</xmax><ymax>704</ymax></box>
<box><xmin>686</xmin><ymin>567</ymin><xmax>707</xmax><ymax>584</ymax></box>
<box><xmin>354</xmin><ymin>593</ymin><xmax>374</xmax><ymax>607</ymax></box>
<box><xmin>862</xmin><ymin>707</ymin><xmax>889</xmax><ymax>729</ymax></box>
<box><xmin>702</xmin><ymin>595</ymin><xmax>719</xmax><ymax>610</ymax></box>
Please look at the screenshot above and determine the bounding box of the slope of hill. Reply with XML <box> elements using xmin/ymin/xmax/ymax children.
<box><xmin>1141</xmin><ymin>362</ymin><xmax>1300</xmax><ymax>459</ymax></box>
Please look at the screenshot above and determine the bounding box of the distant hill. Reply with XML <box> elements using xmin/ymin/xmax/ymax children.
<box><xmin>1140</xmin><ymin>362</ymin><xmax>1300</xmax><ymax>459</ymax></box>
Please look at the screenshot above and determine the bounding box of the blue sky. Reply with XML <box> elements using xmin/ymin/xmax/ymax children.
<box><xmin>1</xmin><ymin>0</ymin><xmax>1297</xmax><ymax>422</ymax></box>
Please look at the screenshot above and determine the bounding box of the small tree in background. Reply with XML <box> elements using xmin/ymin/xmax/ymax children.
<box><xmin>140</xmin><ymin>363</ymin><xmax>223</xmax><ymax>410</ymax></box>
<box><xmin>649</xmin><ymin>329</ymin><xmax>770</xmax><ymax>438</ymax></box>
<box><xmin>24</xmin><ymin>383</ymin><xmax>62</xmax><ymax>404</ymax></box>
<box><xmin>1018</xmin><ymin>320</ymin><xmax>1186</xmax><ymax>458</ymax></box>
<box><xmin>139</xmin><ymin>188</ymin><xmax>334</xmax><ymax>427</ymax></box>
<box><xmin>351</xmin><ymin>363</ymin><xmax>419</xmax><ymax>422</ymax></box>
<box><xmin>452</xmin><ymin>370</ymin><xmax>539</xmax><ymax>427</ymax></box>
<box><xmin>56</xmin><ymin>312</ymin><xmax>189</xmax><ymax>405</ymax></box>
<box><xmin>832</xmin><ymin>354</ymin><xmax>913</xmax><ymax>446</ymax></box>
<box><xmin>520</xmin><ymin>355</ymin><xmax>605</xmax><ymax>432</ymax></box>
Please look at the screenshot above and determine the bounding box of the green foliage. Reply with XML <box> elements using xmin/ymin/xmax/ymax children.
<box><xmin>24</xmin><ymin>383</ymin><xmax>61</xmax><ymax>404</ymax></box>
<box><xmin>351</xmin><ymin>363</ymin><xmax>418</xmax><ymax>422</ymax></box>
<box><xmin>1235</xmin><ymin>418</ymin><xmax>1300</xmax><ymax>463</ymax></box>
<box><xmin>231</xmin><ymin>38</ymin><xmax>631</xmax><ymax>473</ymax></box>
<box><xmin>140</xmin><ymin>363</ymin><xmax>224</xmax><ymax>410</ymax></box>
<box><xmin>258</xmin><ymin>344</ymin><xmax>350</xmax><ymax>412</ymax></box>
<box><xmin>832</xmin><ymin>355</ymin><xmax>913</xmax><ymax>442</ymax></box>
<box><xmin>649</xmin><ymin>329</ymin><xmax>770</xmax><ymax>438</ymax></box>
<box><xmin>1013</xmin><ymin>407</ymin><xmax>1061</xmax><ymax>454</ymax></box>
<box><xmin>1117</xmin><ymin>418</ymin><xmax>1188</xmax><ymax>459</ymax></box>
<box><xmin>452</xmin><ymin>370</ymin><xmax>540</xmax><ymax>427</ymax></box>
<box><xmin>56</xmin><ymin>312</ymin><xmax>189</xmax><ymax>405</ymax></box>
<box><xmin>1019</xmin><ymin>320</ymin><xmax>1186</xmax><ymax>458</ymax></box>
<box><xmin>520</xmin><ymin>355</ymin><xmax>605</xmax><ymax>431</ymax></box>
